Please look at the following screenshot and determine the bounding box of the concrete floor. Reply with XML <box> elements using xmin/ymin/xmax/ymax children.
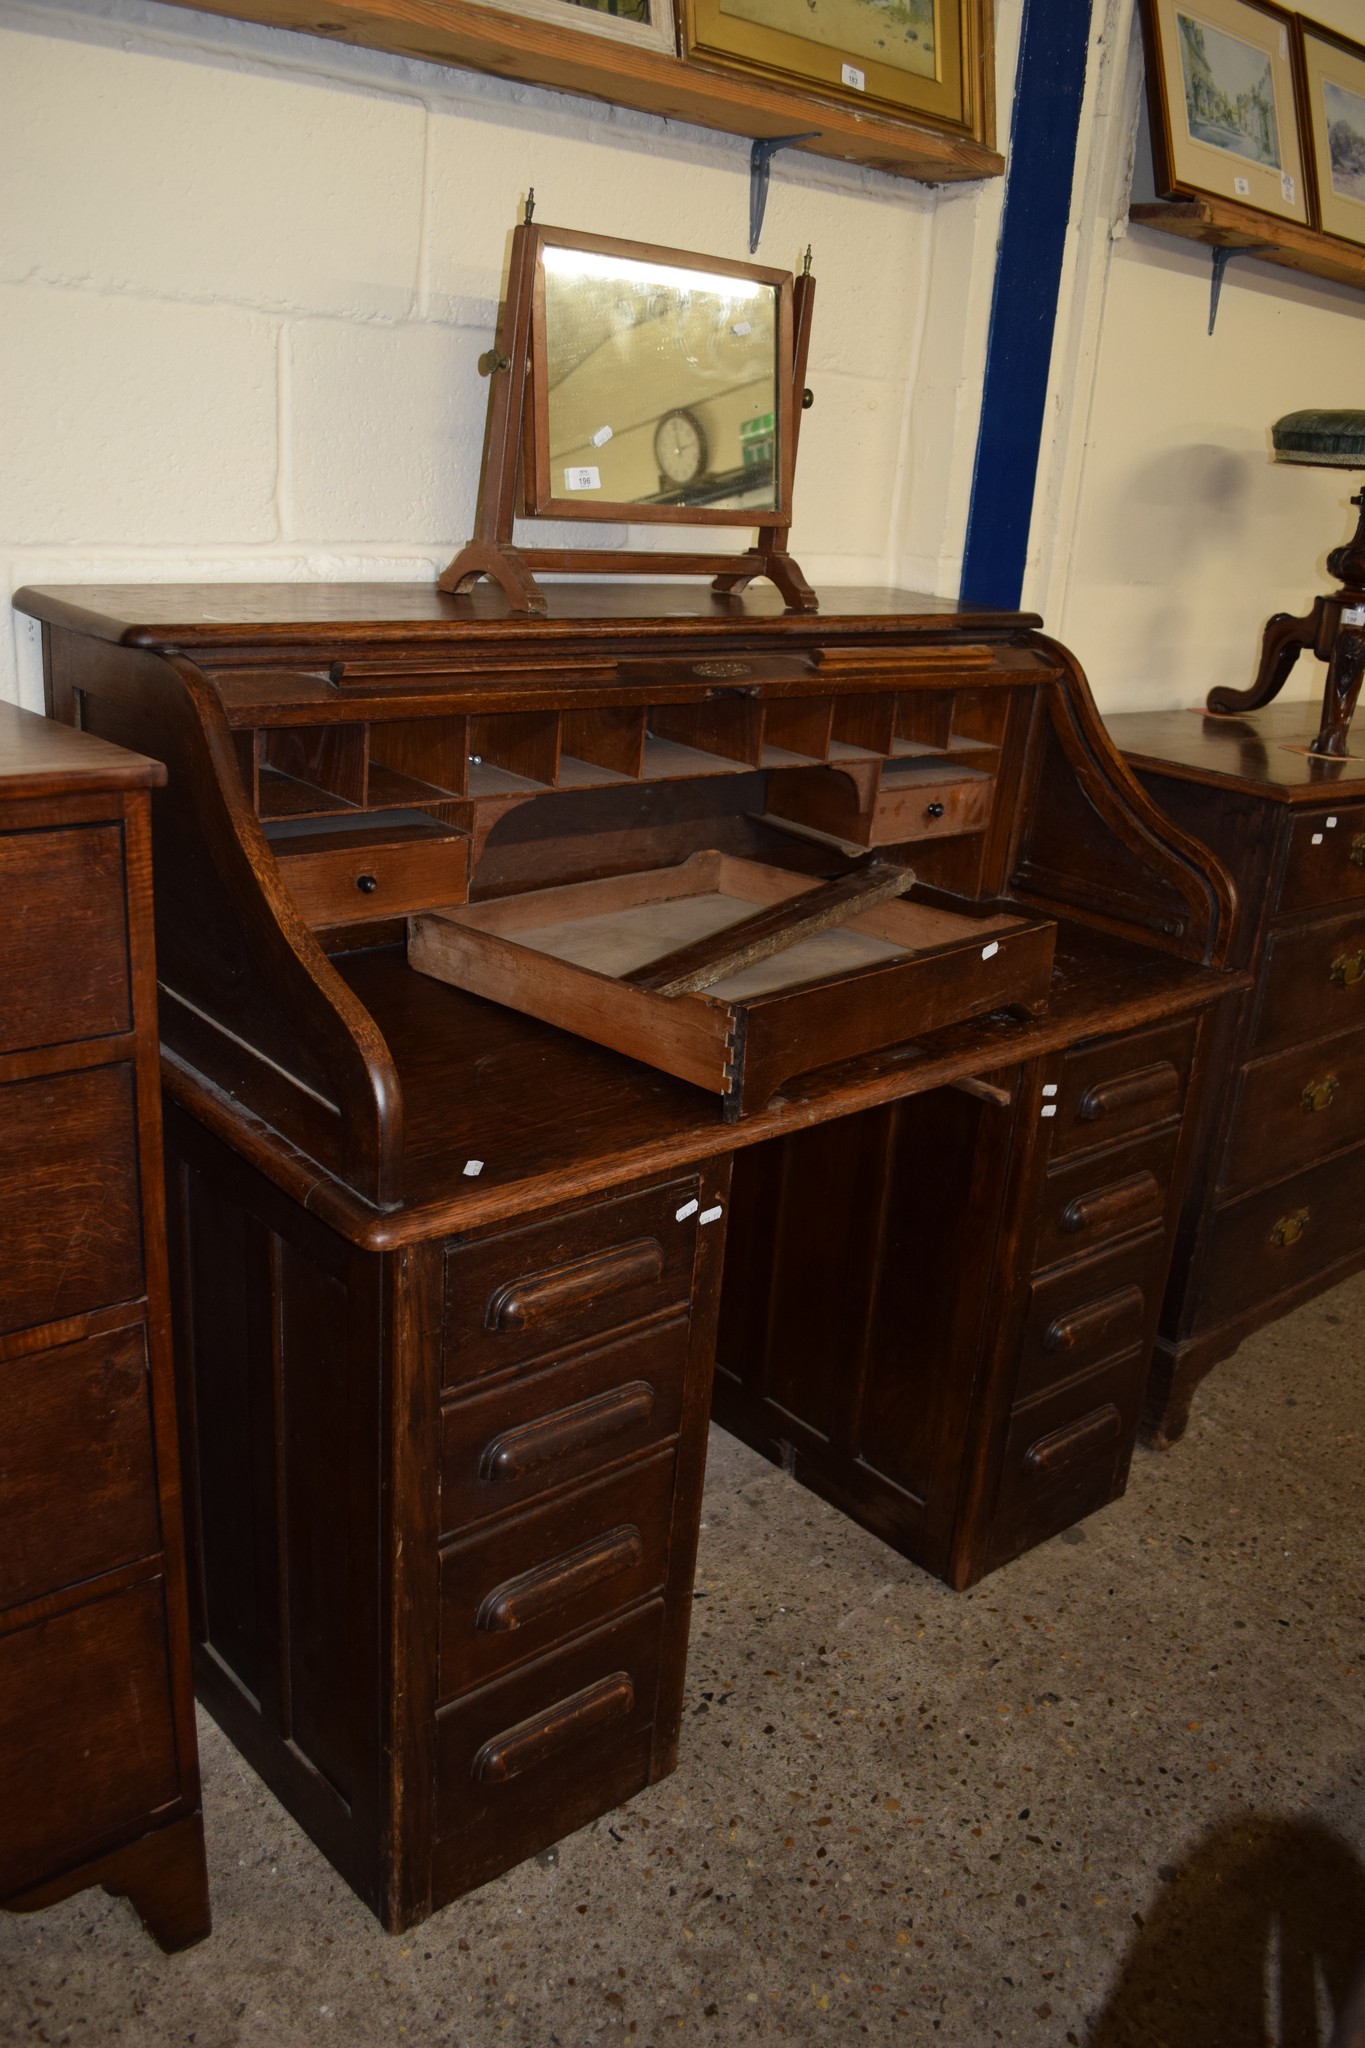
<box><xmin>3</xmin><ymin>1270</ymin><xmax>1363</xmax><ymax>2048</ymax></box>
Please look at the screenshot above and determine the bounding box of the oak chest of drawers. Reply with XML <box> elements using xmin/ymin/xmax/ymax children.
<box><xmin>0</xmin><ymin>703</ymin><xmax>208</xmax><ymax>1951</ymax></box>
<box><xmin>1109</xmin><ymin>701</ymin><xmax>1365</xmax><ymax>1442</ymax></box>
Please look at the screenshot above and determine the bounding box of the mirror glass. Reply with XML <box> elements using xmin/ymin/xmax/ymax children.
<box><xmin>539</xmin><ymin>245</ymin><xmax>781</xmax><ymax>515</ymax></box>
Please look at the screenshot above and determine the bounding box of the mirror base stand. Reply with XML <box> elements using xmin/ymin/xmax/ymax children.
<box><xmin>437</xmin><ymin>542</ymin><xmax>819</xmax><ymax>615</ymax></box>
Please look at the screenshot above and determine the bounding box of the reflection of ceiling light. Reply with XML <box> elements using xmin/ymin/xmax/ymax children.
<box><xmin>543</xmin><ymin>245</ymin><xmax>769</xmax><ymax>304</ymax></box>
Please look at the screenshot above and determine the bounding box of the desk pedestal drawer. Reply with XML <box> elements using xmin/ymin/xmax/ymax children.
<box><xmin>1033</xmin><ymin>1128</ymin><xmax>1178</xmax><ymax>1272</ymax></box>
<box><xmin>986</xmin><ymin>1353</ymin><xmax>1144</xmax><ymax>1575</ymax></box>
<box><xmin>441</xmin><ymin>1317</ymin><xmax>688</xmax><ymax>1531</ymax></box>
<box><xmin>433</xmin><ymin>1602</ymin><xmax>663</xmax><ymax>1906</ymax></box>
<box><xmin>444</xmin><ymin>1181</ymin><xmax>698</xmax><ymax>1387</ymax></box>
<box><xmin>1016</xmin><ymin>1233</ymin><xmax>1167</xmax><ymax>1404</ymax></box>
<box><xmin>439</xmin><ymin>1451</ymin><xmax>675</xmax><ymax>1698</ymax></box>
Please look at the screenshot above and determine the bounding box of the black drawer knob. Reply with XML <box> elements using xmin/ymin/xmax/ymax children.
<box><xmin>926</xmin><ymin>801</ymin><xmax>946</xmax><ymax>819</ymax></box>
<box><xmin>356</xmin><ymin>873</ymin><xmax>379</xmax><ymax>894</ymax></box>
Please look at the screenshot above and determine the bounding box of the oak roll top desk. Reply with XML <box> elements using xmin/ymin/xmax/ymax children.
<box><xmin>16</xmin><ymin>579</ymin><xmax>1236</xmax><ymax>1932</ymax></box>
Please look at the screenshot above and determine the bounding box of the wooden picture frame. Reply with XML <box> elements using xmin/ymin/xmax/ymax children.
<box><xmin>474</xmin><ymin>0</ymin><xmax>676</xmax><ymax>55</ymax></box>
<box><xmin>681</xmin><ymin>0</ymin><xmax>992</xmax><ymax>143</ymax></box>
<box><xmin>1296</xmin><ymin>16</ymin><xmax>1365</xmax><ymax>249</ymax></box>
<box><xmin>1140</xmin><ymin>0</ymin><xmax>1310</xmax><ymax>223</ymax></box>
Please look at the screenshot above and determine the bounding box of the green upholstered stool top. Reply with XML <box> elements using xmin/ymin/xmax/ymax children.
<box><xmin>1272</xmin><ymin>410</ymin><xmax>1365</xmax><ymax>468</ymax></box>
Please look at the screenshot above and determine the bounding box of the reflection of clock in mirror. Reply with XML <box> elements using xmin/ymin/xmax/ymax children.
<box><xmin>654</xmin><ymin>408</ymin><xmax>708</xmax><ymax>489</ymax></box>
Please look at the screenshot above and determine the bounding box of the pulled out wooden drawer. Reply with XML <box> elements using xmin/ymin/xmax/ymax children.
<box><xmin>432</xmin><ymin>1601</ymin><xmax>664</xmax><ymax>1905</ymax></box>
<box><xmin>443</xmin><ymin>1180</ymin><xmax>700</xmax><ymax>1387</ymax></box>
<box><xmin>441</xmin><ymin>1315</ymin><xmax>689</xmax><ymax>1532</ymax></box>
<box><xmin>410</xmin><ymin>851</ymin><xmax>1054</xmax><ymax>1119</ymax></box>
<box><xmin>439</xmin><ymin>1450</ymin><xmax>675</xmax><ymax>1699</ymax></box>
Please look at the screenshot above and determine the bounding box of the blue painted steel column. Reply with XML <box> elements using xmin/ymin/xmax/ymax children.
<box><xmin>960</xmin><ymin>0</ymin><xmax>1096</xmax><ymax>609</ymax></box>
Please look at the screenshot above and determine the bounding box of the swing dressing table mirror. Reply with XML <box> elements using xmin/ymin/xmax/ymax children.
<box><xmin>440</xmin><ymin>209</ymin><xmax>817</xmax><ymax>612</ymax></box>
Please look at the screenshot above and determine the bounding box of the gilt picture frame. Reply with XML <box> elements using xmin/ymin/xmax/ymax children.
<box><xmin>1139</xmin><ymin>0</ymin><xmax>1310</xmax><ymax>223</ymax></box>
<box><xmin>475</xmin><ymin>0</ymin><xmax>677</xmax><ymax>56</ymax></box>
<box><xmin>1296</xmin><ymin>17</ymin><xmax>1365</xmax><ymax>250</ymax></box>
<box><xmin>681</xmin><ymin>0</ymin><xmax>993</xmax><ymax>144</ymax></box>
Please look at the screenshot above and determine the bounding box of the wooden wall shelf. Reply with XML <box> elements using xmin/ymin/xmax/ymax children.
<box><xmin>175</xmin><ymin>0</ymin><xmax>1003</xmax><ymax>184</ymax></box>
<box><xmin>1130</xmin><ymin>195</ymin><xmax>1365</xmax><ymax>295</ymax></box>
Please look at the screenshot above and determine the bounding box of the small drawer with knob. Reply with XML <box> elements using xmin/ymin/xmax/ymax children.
<box><xmin>1221</xmin><ymin>1027</ymin><xmax>1365</xmax><ymax>1196</ymax></box>
<box><xmin>1277</xmin><ymin>805</ymin><xmax>1365</xmax><ymax>916</ymax></box>
<box><xmin>272</xmin><ymin>823</ymin><xmax>470</xmax><ymax>929</ymax></box>
<box><xmin>1251</xmin><ymin>906</ymin><xmax>1365</xmax><ymax>1056</ymax></box>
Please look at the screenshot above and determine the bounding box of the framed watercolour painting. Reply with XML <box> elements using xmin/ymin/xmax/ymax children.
<box><xmin>1297</xmin><ymin>19</ymin><xmax>1365</xmax><ymax>249</ymax></box>
<box><xmin>1140</xmin><ymin>0</ymin><xmax>1309</xmax><ymax>223</ymax></box>
<box><xmin>476</xmin><ymin>0</ymin><xmax>676</xmax><ymax>55</ymax></box>
<box><xmin>681</xmin><ymin>0</ymin><xmax>992</xmax><ymax>143</ymax></box>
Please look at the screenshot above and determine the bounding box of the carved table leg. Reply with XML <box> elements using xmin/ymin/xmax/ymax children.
<box><xmin>1206</xmin><ymin>604</ymin><xmax>1320</xmax><ymax>716</ymax></box>
<box><xmin>1309</xmin><ymin>620</ymin><xmax>1365</xmax><ymax>759</ymax></box>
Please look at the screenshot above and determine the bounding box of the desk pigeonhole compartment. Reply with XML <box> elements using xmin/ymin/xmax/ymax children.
<box><xmin>410</xmin><ymin>850</ymin><xmax>1054</xmax><ymax>1117</ymax></box>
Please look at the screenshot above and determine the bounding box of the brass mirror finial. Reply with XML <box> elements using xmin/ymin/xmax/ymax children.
<box><xmin>524</xmin><ymin>188</ymin><xmax>536</xmax><ymax>225</ymax></box>
<box><xmin>802</xmin><ymin>244</ymin><xmax>812</xmax><ymax>276</ymax></box>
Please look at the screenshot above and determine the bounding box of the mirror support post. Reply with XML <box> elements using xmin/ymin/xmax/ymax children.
<box><xmin>712</xmin><ymin>261</ymin><xmax>817</xmax><ymax>611</ymax></box>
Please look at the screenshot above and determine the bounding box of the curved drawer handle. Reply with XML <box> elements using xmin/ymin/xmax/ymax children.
<box><xmin>1043</xmin><ymin>1283</ymin><xmax>1145</xmax><ymax>1355</ymax></box>
<box><xmin>1060</xmin><ymin>1171</ymin><xmax>1161</xmax><ymax>1238</ymax></box>
<box><xmin>1301</xmin><ymin>1075</ymin><xmax>1340</xmax><ymax>1115</ymax></box>
<box><xmin>1271</xmin><ymin>1209</ymin><xmax>1310</xmax><ymax>1249</ymax></box>
<box><xmin>1023</xmin><ymin>1402</ymin><xmax>1123</xmax><ymax>1476</ymax></box>
<box><xmin>476</xmin><ymin>1525</ymin><xmax>645</xmax><ymax>1634</ymax></box>
<box><xmin>1077</xmin><ymin>1061</ymin><xmax>1181</xmax><ymax>1125</ymax></box>
<box><xmin>1329</xmin><ymin>949</ymin><xmax>1365</xmax><ymax>990</ymax></box>
<box><xmin>487</xmin><ymin>1238</ymin><xmax>665</xmax><ymax>1332</ymax></box>
<box><xmin>472</xmin><ymin>1671</ymin><xmax>635</xmax><ymax>1785</ymax></box>
<box><xmin>1351</xmin><ymin>834</ymin><xmax>1365</xmax><ymax>872</ymax></box>
<box><xmin>481</xmin><ymin>1382</ymin><xmax>658</xmax><ymax>1484</ymax></box>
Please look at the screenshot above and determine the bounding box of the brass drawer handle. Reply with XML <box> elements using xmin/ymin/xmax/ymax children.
<box><xmin>486</xmin><ymin>1238</ymin><xmax>665</xmax><ymax>1332</ymax></box>
<box><xmin>472</xmin><ymin>1672</ymin><xmax>635</xmax><ymax>1784</ymax></box>
<box><xmin>476</xmin><ymin>1524</ymin><xmax>644</xmax><ymax>1633</ymax></box>
<box><xmin>1351</xmin><ymin>834</ymin><xmax>1365</xmax><ymax>871</ymax></box>
<box><xmin>480</xmin><ymin>1382</ymin><xmax>657</xmax><ymax>1484</ymax></box>
<box><xmin>1301</xmin><ymin>1076</ymin><xmax>1340</xmax><ymax>1114</ymax></box>
<box><xmin>1077</xmin><ymin>1061</ymin><xmax>1180</xmax><ymax>1124</ymax></box>
<box><xmin>1330</xmin><ymin>949</ymin><xmax>1365</xmax><ymax>989</ymax></box>
<box><xmin>1023</xmin><ymin>1403</ymin><xmax>1123</xmax><ymax>1476</ymax></box>
<box><xmin>1271</xmin><ymin>1209</ymin><xmax>1310</xmax><ymax>1249</ymax></box>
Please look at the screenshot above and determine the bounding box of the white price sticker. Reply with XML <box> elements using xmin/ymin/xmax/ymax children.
<box><xmin>1281</xmin><ymin>173</ymin><xmax>1296</xmax><ymax>203</ymax></box>
<box><xmin>1234</xmin><ymin>176</ymin><xmax>1251</xmax><ymax>196</ymax></box>
<box><xmin>564</xmin><ymin>465</ymin><xmax>601</xmax><ymax>491</ymax></box>
<box><xmin>589</xmin><ymin>425</ymin><xmax>613</xmax><ymax>447</ymax></box>
<box><xmin>841</xmin><ymin>60</ymin><xmax>865</xmax><ymax>90</ymax></box>
<box><xmin>1344</xmin><ymin>608</ymin><xmax>1365</xmax><ymax>627</ymax></box>
<box><xmin>981</xmin><ymin>940</ymin><xmax>1000</xmax><ymax>961</ymax></box>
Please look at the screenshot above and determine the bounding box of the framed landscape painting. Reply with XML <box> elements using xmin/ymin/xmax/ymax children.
<box><xmin>480</xmin><ymin>0</ymin><xmax>677</xmax><ymax>54</ymax></box>
<box><xmin>681</xmin><ymin>0</ymin><xmax>992</xmax><ymax>143</ymax></box>
<box><xmin>1140</xmin><ymin>0</ymin><xmax>1310</xmax><ymax>222</ymax></box>
<box><xmin>1297</xmin><ymin>18</ymin><xmax>1365</xmax><ymax>249</ymax></box>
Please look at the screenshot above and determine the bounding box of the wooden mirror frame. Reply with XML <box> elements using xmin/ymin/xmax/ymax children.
<box><xmin>439</xmin><ymin>209</ymin><xmax>818</xmax><ymax>615</ymax></box>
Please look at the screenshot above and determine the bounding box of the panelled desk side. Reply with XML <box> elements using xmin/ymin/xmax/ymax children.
<box><xmin>16</xmin><ymin>582</ymin><xmax>1238</xmax><ymax>1932</ymax></box>
<box><xmin>1109</xmin><ymin>702</ymin><xmax>1365</xmax><ymax>1444</ymax></box>
<box><xmin>0</xmin><ymin>702</ymin><xmax>209</xmax><ymax>1952</ymax></box>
